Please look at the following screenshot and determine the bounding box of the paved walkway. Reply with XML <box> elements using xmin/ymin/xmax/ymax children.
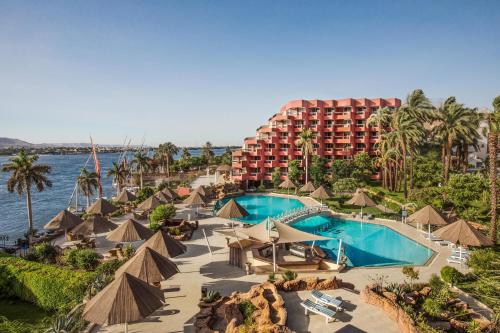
<box><xmin>93</xmin><ymin>198</ymin><xmax>465</xmax><ymax>333</ymax></box>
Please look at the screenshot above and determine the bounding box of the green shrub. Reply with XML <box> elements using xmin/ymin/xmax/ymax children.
<box><xmin>29</xmin><ymin>242</ymin><xmax>58</xmax><ymax>264</ymax></box>
<box><xmin>0</xmin><ymin>256</ymin><xmax>95</xmax><ymax>312</ymax></box>
<box><xmin>267</xmin><ymin>272</ymin><xmax>276</xmax><ymax>283</ymax></box>
<box><xmin>136</xmin><ymin>187</ymin><xmax>154</xmax><ymax>202</ymax></box>
<box><xmin>402</xmin><ymin>266</ymin><xmax>420</xmax><ymax>288</ymax></box>
<box><xmin>202</xmin><ymin>290</ymin><xmax>221</xmax><ymax>303</ymax></box>
<box><xmin>282</xmin><ymin>270</ymin><xmax>297</xmax><ymax>282</ymax></box>
<box><xmin>331</xmin><ymin>178</ymin><xmax>358</xmax><ymax>193</ymax></box>
<box><xmin>149</xmin><ymin>221</ymin><xmax>162</xmax><ymax>233</ymax></box>
<box><xmin>123</xmin><ymin>244</ymin><xmax>135</xmax><ymax>259</ymax></box>
<box><xmin>257</xmin><ymin>184</ymin><xmax>266</xmax><ymax>192</ymax></box>
<box><xmin>239</xmin><ymin>300</ymin><xmax>257</xmax><ymax>325</ymax></box>
<box><xmin>62</xmin><ymin>249</ymin><xmax>100</xmax><ymax>271</ymax></box>
<box><xmin>95</xmin><ymin>259</ymin><xmax>123</xmax><ymax>276</ymax></box>
<box><xmin>440</xmin><ymin>266</ymin><xmax>464</xmax><ymax>286</ymax></box>
<box><xmin>168</xmin><ymin>227</ymin><xmax>181</xmax><ymax>236</ymax></box>
<box><xmin>149</xmin><ymin>204</ymin><xmax>177</xmax><ymax>224</ymax></box>
<box><xmin>467</xmin><ymin>249</ymin><xmax>497</xmax><ymax>274</ymax></box>
<box><xmin>422</xmin><ymin>297</ymin><xmax>445</xmax><ymax>318</ymax></box>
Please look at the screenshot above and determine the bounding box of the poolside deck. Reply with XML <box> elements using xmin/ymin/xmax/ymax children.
<box><xmin>93</xmin><ymin>198</ymin><xmax>464</xmax><ymax>333</ymax></box>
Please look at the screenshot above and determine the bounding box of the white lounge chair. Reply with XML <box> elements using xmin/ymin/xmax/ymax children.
<box><xmin>447</xmin><ymin>256</ymin><xmax>468</xmax><ymax>265</ymax></box>
<box><xmin>311</xmin><ymin>290</ymin><xmax>344</xmax><ymax>311</ymax></box>
<box><xmin>300</xmin><ymin>299</ymin><xmax>336</xmax><ymax>324</ymax></box>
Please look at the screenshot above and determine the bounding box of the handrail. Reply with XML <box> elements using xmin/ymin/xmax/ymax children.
<box><xmin>272</xmin><ymin>205</ymin><xmax>329</xmax><ymax>225</ymax></box>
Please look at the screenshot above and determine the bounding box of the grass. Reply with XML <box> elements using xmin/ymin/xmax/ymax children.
<box><xmin>0</xmin><ymin>299</ymin><xmax>51</xmax><ymax>332</ymax></box>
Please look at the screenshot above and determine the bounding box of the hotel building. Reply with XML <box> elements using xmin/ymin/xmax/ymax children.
<box><xmin>232</xmin><ymin>98</ymin><xmax>401</xmax><ymax>187</ymax></box>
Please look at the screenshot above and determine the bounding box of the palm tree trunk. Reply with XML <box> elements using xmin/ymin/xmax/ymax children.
<box><xmin>305</xmin><ymin>154</ymin><xmax>309</xmax><ymax>183</ymax></box>
<box><xmin>167</xmin><ymin>158</ymin><xmax>170</xmax><ymax>184</ymax></box>
<box><xmin>26</xmin><ymin>189</ymin><xmax>33</xmax><ymax>243</ymax></box>
<box><xmin>140</xmin><ymin>169</ymin><xmax>144</xmax><ymax>189</ymax></box>
<box><xmin>462</xmin><ymin>144</ymin><xmax>469</xmax><ymax>173</ymax></box>
<box><xmin>87</xmin><ymin>195</ymin><xmax>90</xmax><ymax>208</ymax></box>
<box><xmin>488</xmin><ymin>132</ymin><xmax>497</xmax><ymax>244</ymax></box>
<box><xmin>409</xmin><ymin>149</ymin><xmax>414</xmax><ymax>192</ymax></box>
<box><xmin>444</xmin><ymin>138</ymin><xmax>453</xmax><ymax>182</ymax></box>
<box><xmin>402</xmin><ymin>146</ymin><xmax>408</xmax><ymax>198</ymax></box>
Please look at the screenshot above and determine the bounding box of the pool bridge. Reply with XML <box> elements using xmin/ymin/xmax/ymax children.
<box><xmin>272</xmin><ymin>205</ymin><xmax>330</xmax><ymax>225</ymax></box>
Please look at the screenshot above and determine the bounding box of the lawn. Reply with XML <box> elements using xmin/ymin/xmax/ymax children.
<box><xmin>0</xmin><ymin>299</ymin><xmax>51</xmax><ymax>332</ymax></box>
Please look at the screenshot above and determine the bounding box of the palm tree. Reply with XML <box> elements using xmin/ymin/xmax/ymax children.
<box><xmin>484</xmin><ymin>96</ymin><xmax>500</xmax><ymax>244</ymax></box>
<box><xmin>296</xmin><ymin>128</ymin><xmax>314</xmax><ymax>184</ymax></box>
<box><xmin>78</xmin><ymin>168</ymin><xmax>99</xmax><ymax>208</ymax></box>
<box><xmin>133</xmin><ymin>151</ymin><xmax>150</xmax><ymax>188</ymax></box>
<box><xmin>181</xmin><ymin>147</ymin><xmax>191</xmax><ymax>160</ymax></box>
<box><xmin>202</xmin><ymin>141</ymin><xmax>215</xmax><ymax>163</ymax></box>
<box><xmin>107</xmin><ymin>161</ymin><xmax>128</xmax><ymax>195</ymax></box>
<box><xmin>2</xmin><ymin>149</ymin><xmax>52</xmax><ymax>240</ymax></box>
<box><xmin>157</xmin><ymin>142</ymin><xmax>179</xmax><ymax>178</ymax></box>
<box><xmin>432</xmin><ymin>97</ymin><xmax>479</xmax><ymax>182</ymax></box>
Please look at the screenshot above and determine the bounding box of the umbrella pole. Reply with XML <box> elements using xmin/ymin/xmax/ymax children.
<box><xmin>428</xmin><ymin>224</ymin><xmax>431</xmax><ymax>240</ymax></box>
<box><xmin>272</xmin><ymin>242</ymin><xmax>276</xmax><ymax>273</ymax></box>
<box><xmin>125</xmin><ymin>322</ymin><xmax>128</xmax><ymax>333</ymax></box>
<box><xmin>336</xmin><ymin>239</ymin><xmax>343</xmax><ymax>265</ymax></box>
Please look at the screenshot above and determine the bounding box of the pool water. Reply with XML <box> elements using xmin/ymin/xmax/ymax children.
<box><xmin>292</xmin><ymin>215</ymin><xmax>434</xmax><ymax>267</ymax></box>
<box><xmin>218</xmin><ymin>195</ymin><xmax>304</xmax><ymax>224</ymax></box>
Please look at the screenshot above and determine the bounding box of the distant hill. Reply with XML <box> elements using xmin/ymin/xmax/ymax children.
<box><xmin>0</xmin><ymin>137</ymin><xmax>35</xmax><ymax>148</ymax></box>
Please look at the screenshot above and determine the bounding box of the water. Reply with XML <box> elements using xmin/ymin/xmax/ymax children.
<box><xmin>219</xmin><ymin>195</ymin><xmax>304</xmax><ymax>224</ymax></box>
<box><xmin>0</xmin><ymin>148</ymin><xmax>226</xmax><ymax>240</ymax></box>
<box><xmin>292</xmin><ymin>215</ymin><xmax>434</xmax><ymax>267</ymax></box>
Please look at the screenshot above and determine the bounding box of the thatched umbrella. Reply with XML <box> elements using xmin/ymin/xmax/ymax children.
<box><xmin>408</xmin><ymin>205</ymin><xmax>448</xmax><ymax>238</ymax></box>
<box><xmin>216</xmin><ymin>165</ymin><xmax>232</xmax><ymax>172</ymax></box>
<box><xmin>137</xmin><ymin>230</ymin><xmax>186</xmax><ymax>258</ymax></box>
<box><xmin>114</xmin><ymin>247</ymin><xmax>179</xmax><ymax>284</ymax></box>
<box><xmin>83</xmin><ymin>272</ymin><xmax>164</xmax><ymax>333</ymax></box>
<box><xmin>71</xmin><ymin>215</ymin><xmax>117</xmax><ymax>235</ymax></box>
<box><xmin>44</xmin><ymin>209</ymin><xmax>82</xmax><ymax>231</ymax></box>
<box><xmin>184</xmin><ymin>191</ymin><xmax>207</xmax><ymax>215</ymax></box>
<box><xmin>346</xmin><ymin>189</ymin><xmax>376</xmax><ymax>215</ymax></box>
<box><xmin>154</xmin><ymin>191</ymin><xmax>171</xmax><ymax>203</ymax></box>
<box><xmin>86</xmin><ymin>198</ymin><xmax>117</xmax><ymax>216</ymax></box>
<box><xmin>310</xmin><ymin>185</ymin><xmax>332</xmax><ymax>204</ymax></box>
<box><xmin>279</xmin><ymin>178</ymin><xmax>296</xmax><ymax>195</ymax></box>
<box><xmin>217</xmin><ymin>199</ymin><xmax>248</xmax><ymax>219</ymax></box>
<box><xmin>106</xmin><ymin>219</ymin><xmax>154</xmax><ymax>242</ymax></box>
<box><xmin>116</xmin><ymin>190</ymin><xmax>136</xmax><ymax>204</ymax></box>
<box><xmin>434</xmin><ymin>219</ymin><xmax>492</xmax><ymax>249</ymax></box>
<box><xmin>137</xmin><ymin>195</ymin><xmax>162</xmax><ymax>212</ymax></box>
<box><xmin>299</xmin><ymin>181</ymin><xmax>316</xmax><ymax>193</ymax></box>
<box><xmin>161</xmin><ymin>187</ymin><xmax>179</xmax><ymax>200</ymax></box>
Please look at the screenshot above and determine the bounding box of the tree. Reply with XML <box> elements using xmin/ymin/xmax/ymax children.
<box><xmin>330</xmin><ymin>159</ymin><xmax>354</xmax><ymax>184</ymax></box>
<box><xmin>412</xmin><ymin>155</ymin><xmax>443</xmax><ymax>188</ymax></box>
<box><xmin>136</xmin><ymin>186</ymin><xmax>154</xmax><ymax>202</ymax></box>
<box><xmin>352</xmin><ymin>152</ymin><xmax>374</xmax><ymax>183</ymax></box>
<box><xmin>332</xmin><ymin>178</ymin><xmax>358</xmax><ymax>194</ymax></box>
<box><xmin>78</xmin><ymin>168</ymin><xmax>99</xmax><ymax>208</ymax></box>
<box><xmin>221</xmin><ymin>147</ymin><xmax>232</xmax><ymax>166</ymax></box>
<box><xmin>202</xmin><ymin>141</ymin><xmax>215</xmax><ymax>164</ymax></box>
<box><xmin>133</xmin><ymin>151</ymin><xmax>151</xmax><ymax>188</ymax></box>
<box><xmin>271</xmin><ymin>167</ymin><xmax>281</xmax><ymax>189</ymax></box>
<box><xmin>149</xmin><ymin>204</ymin><xmax>177</xmax><ymax>224</ymax></box>
<box><xmin>157</xmin><ymin>142</ymin><xmax>179</xmax><ymax>178</ymax></box>
<box><xmin>484</xmin><ymin>95</ymin><xmax>500</xmax><ymax>244</ymax></box>
<box><xmin>181</xmin><ymin>147</ymin><xmax>191</xmax><ymax>160</ymax></box>
<box><xmin>287</xmin><ymin>160</ymin><xmax>301</xmax><ymax>183</ymax></box>
<box><xmin>107</xmin><ymin>161</ymin><xmax>128</xmax><ymax>194</ymax></box>
<box><xmin>446</xmin><ymin>173</ymin><xmax>488</xmax><ymax>213</ymax></box>
<box><xmin>296</xmin><ymin>128</ymin><xmax>314</xmax><ymax>183</ymax></box>
<box><xmin>2</xmin><ymin>149</ymin><xmax>52</xmax><ymax>240</ymax></box>
<box><xmin>310</xmin><ymin>156</ymin><xmax>327</xmax><ymax>186</ymax></box>
<box><xmin>432</xmin><ymin>97</ymin><xmax>479</xmax><ymax>182</ymax></box>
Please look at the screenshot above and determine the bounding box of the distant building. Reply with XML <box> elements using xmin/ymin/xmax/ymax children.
<box><xmin>232</xmin><ymin>98</ymin><xmax>401</xmax><ymax>188</ymax></box>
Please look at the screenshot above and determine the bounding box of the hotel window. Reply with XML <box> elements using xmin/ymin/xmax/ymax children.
<box><xmin>251</xmin><ymin>156</ymin><xmax>261</xmax><ymax>161</ymax></box>
<box><xmin>294</xmin><ymin>120</ymin><xmax>303</xmax><ymax>128</ymax></box>
<box><xmin>265</xmin><ymin>156</ymin><xmax>276</xmax><ymax>162</ymax></box>
<box><xmin>325</xmin><ymin>108</ymin><xmax>334</xmax><ymax>116</ymax></box>
<box><xmin>280</xmin><ymin>144</ymin><xmax>290</xmax><ymax>151</ymax></box>
<box><xmin>313</xmin><ymin>143</ymin><xmax>319</xmax><ymax>149</ymax></box>
<box><xmin>324</xmin><ymin>132</ymin><xmax>332</xmax><ymax>139</ymax></box>
<box><xmin>325</xmin><ymin>143</ymin><xmax>333</xmax><ymax>149</ymax></box>
<box><xmin>343</xmin><ymin>107</ymin><xmax>352</xmax><ymax>113</ymax></box>
<box><xmin>370</xmin><ymin>132</ymin><xmax>379</xmax><ymax>139</ymax></box>
<box><xmin>279</xmin><ymin>132</ymin><xmax>288</xmax><ymax>138</ymax></box>
<box><xmin>309</xmin><ymin>108</ymin><xmax>319</xmax><ymax>115</ymax></box>
<box><xmin>325</xmin><ymin>120</ymin><xmax>333</xmax><ymax>127</ymax></box>
<box><xmin>266</xmin><ymin>143</ymin><xmax>275</xmax><ymax>149</ymax></box>
<box><xmin>371</xmin><ymin>107</ymin><xmax>379</xmax><ymax>115</ymax></box>
<box><xmin>310</xmin><ymin>120</ymin><xmax>319</xmax><ymax>126</ymax></box>
<box><xmin>356</xmin><ymin>132</ymin><xmax>365</xmax><ymax>138</ymax></box>
<box><xmin>357</xmin><ymin>143</ymin><xmax>365</xmax><ymax>149</ymax></box>
<box><xmin>325</xmin><ymin>155</ymin><xmax>333</xmax><ymax>160</ymax></box>
<box><xmin>356</xmin><ymin>107</ymin><xmax>366</xmax><ymax>114</ymax></box>
<box><xmin>280</xmin><ymin>156</ymin><xmax>289</xmax><ymax>162</ymax></box>
<box><xmin>356</xmin><ymin>120</ymin><xmax>365</xmax><ymax>126</ymax></box>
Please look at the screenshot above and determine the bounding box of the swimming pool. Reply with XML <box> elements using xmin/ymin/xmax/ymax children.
<box><xmin>292</xmin><ymin>215</ymin><xmax>434</xmax><ymax>267</ymax></box>
<box><xmin>217</xmin><ymin>194</ymin><xmax>304</xmax><ymax>224</ymax></box>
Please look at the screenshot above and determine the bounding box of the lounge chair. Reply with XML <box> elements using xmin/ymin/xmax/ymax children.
<box><xmin>300</xmin><ymin>299</ymin><xmax>336</xmax><ymax>324</ymax></box>
<box><xmin>447</xmin><ymin>256</ymin><xmax>468</xmax><ymax>265</ymax></box>
<box><xmin>422</xmin><ymin>233</ymin><xmax>442</xmax><ymax>241</ymax></box>
<box><xmin>311</xmin><ymin>290</ymin><xmax>344</xmax><ymax>311</ymax></box>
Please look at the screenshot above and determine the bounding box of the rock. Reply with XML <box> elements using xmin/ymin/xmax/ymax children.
<box><xmin>407</xmin><ymin>291</ymin><xmax>420</xmax><ymax>300</ymax></box>
<box><xmin>215</xmin><ymin>302</ymin><xmax>243</xmax><ymax>326</ymax></box>
<box><xmin>383</xmin><ymin>291</ymin><xmax>398</xmax><ymax>303</ymax></box>
<box><xmin>273</xmin><ymin>279</ymin><xmax>285</xmax><ymax>289</ymax></box>
<box><xmin>282</xmin><ymin>279</ymin><xmax>301</xmax><ymax>291</ymax></box>
<box><xmin>419</xmin><ymin>286</ymin><xmax>431</xmax><ymax>297</ymax></box>
<box><xmin>403</xmin><ymin>295</ymin><xmax>416</xmax><ymax>305</ymax></box>
<box><xmin>316</xmin><ymin>277</ymin><xmax>342</xmax><ymax>290</ymax></box>
<box><xmin>303</xmin><ymin>276</ymin><xmax>319</xmax><ymax>290</ymax></box>
<box><xmin>428</xmin><ymin>321</ymin><xmax>451</xmax><ymax>331</ymax></box>
<box><xmin>450</xmin><ymin>319</ymin><xmax>468</xmax><ymax>331</ymax></box>
<box><xmin>452</xmin><ymin>301</ymin><xmax>468</xmax><ymax>311</ymax></box>
<box><xmin>469</xmin><ymin>312</ymin><xmax>492</xmax><ymax>331</ymax></box>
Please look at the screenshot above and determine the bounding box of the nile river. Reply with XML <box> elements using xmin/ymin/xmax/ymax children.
<box><xmin>0</xmin><ymin>149</ymin><xmax>225</xmax><ymax>241</ymax></box>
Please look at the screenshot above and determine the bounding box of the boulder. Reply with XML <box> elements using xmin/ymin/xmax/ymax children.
<box><xmin>450</xmin><ymin>319</ymin><xmax>468</xmax><ymax>331</ymax></box>
<box><xmin>403</xmin><ymin>295</ymin><xmax>416</xmax><ymax>305</ymax></box>
<box><xmin>428</xmin><ymin>321</ymin><xmax>451</xmax><ymax>331</ymax></box>
<box><xmin>383</xmin><ymin>291</ymin><xmax>398</xmax><ymax>303</ymax></box>
<box><xmin>418</xmin><ymin>286</ymin><xmax>431</xmax><ymax>297</ymax></box>
<box><xmin>304</xmin><ymin>276</ymin><xmax>319</xmax><ymax>290</ymax></box>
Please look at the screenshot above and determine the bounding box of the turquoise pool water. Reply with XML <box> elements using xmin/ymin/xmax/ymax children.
<box><xmin>218</xmin><ymin>195</ymin><xmax>304</xmax><ymax>224</ymax></box>
<box><xmin>292</xmin><ymin>215</ymin><xmax>434</xmax><ymax>267</ymax></box>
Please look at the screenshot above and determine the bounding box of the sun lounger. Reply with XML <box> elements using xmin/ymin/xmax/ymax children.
<box><xmin>447</xmin><ymin>256</ymin><xmax>468</xmax><ymax>265</ymax></box>
<box><xmin>300</xmin><ymin>299</ymin><xmax>336</xmax><ymax>324</ymax></box>
<box><xmin>311</xmin><ymin>290</ymin><xmax>344</xmax><ymax>311</ymax></box>
<box><xmin>422</xmin><ymin>233</ymin><xmax>442</xmax><ymax>241</ymax></box>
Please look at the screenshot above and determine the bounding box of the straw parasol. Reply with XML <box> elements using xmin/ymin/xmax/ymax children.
<box><xmin>193</xmin><ymin>186</ymin><xmax>207</xmax><ymax>197</ymax></box>
<box><xmin>184</xmin><ymin>191</ymin><xmax>207</xmax><ymax>206</ymax></box>
<box><xmin>217</xmin><ymin>199</ymin><xmax>248</xmax><ymax>219</ymax></box>
<box><xmin>434</xmin><ymin>219</ymin><xmax>493</xmax><ymax>262</ymax></box>
<box><xmin>137</xmin><ymin>195</ymin><xmax>163</xmax><ymax>212</ymax></box>
<box><xmin>44</xmin><ymin>209</ymin><xmax>82</xmax><ymax>231</ymax></box>
<box><xmin>86</xmin><ymin>198</ymin><xmax>117</xmax><ymax>216</ymax></box>
<box><xmin>346</xmin><ymin>189</ymin><xmax>376</xmax><ymax>215</ymax></box>
<box><xmin>83</xmin><ymin>272</ymin><xmax>164</xmax><ymax>333</ymax></box>
<box><xmin>71</xmin><ymin>215</ymin><xmax>117</xmax><ymax>235</ymax></box>
<box><xmin>116</xmin><ymin>190</ymin><xmax>136</xmax><ymax>204</ymax></box>
<box><xmin>106</xmin><ymin>219</ymin><xmax>154</xmax><ymax>242</ymax></box>
<box><xmin>154</xmin><ymin>191</ymin><xmax>171</xmax><ymax>203</ymax></box>
<box><xmin>114</xmin><ymin>247</ymin><xmax>179</xmax><ymax>284</ymax></box>
<box><xmin>161</xmin><ymin>187</ymin><xmax>179</xmax><ymax>200</ymax></box>
<box><xmin>299</xmin><ymin>181</ymin><xmax>316</xmax><ymax>193</ymax></box>
<box><xmin>408</xmin><ymin>205</ymin><xmax>448</xmax><ymax>238</ymax></box>
<box><xmin>137</xmin><ymin>230</ymin><xmax>186</xmax><ymax>258</ymax></box>
<box><xmin>216</xmin><ymin>165</ymin><xmax>232</xmax><ymax>172</ymax></box>
<box><xmin>310</xmin><ymin>185</ymin><xmax>332</xmax><ymax>204</ymax></box>
<box><xmin>279</xmin><ymin>178</ymin><xmax>297</xmax><ymax>195</ymax></box>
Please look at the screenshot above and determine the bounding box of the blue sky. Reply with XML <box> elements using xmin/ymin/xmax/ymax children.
<box><xmin>0</xmin><ymin>1</ymin><xmax>499</xmax><ymax>146</ymax></box>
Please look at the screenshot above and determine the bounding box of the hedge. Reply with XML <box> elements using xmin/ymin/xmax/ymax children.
<box><xmin>0</xmin><ymin>255</ymin><xmax>96</xmax><ymax>312</ymax></box>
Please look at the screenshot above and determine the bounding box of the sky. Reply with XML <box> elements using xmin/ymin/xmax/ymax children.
<box><xmin>0</xmin><ymin>1</ymin><xmax>499</xmax><ymax>147</ymax></box>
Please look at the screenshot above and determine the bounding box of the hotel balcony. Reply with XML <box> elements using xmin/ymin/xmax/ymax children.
<box><xmin>354</xmin><ymin>126</ymin><xmax>367</xmax><ymax>131</ymax></box>
<box><xmin>263</xmin><ymin>148</ymin><xmax>278</xmax><ymax>156</ymax></box>
<box><xmin>333</xmin><ymin>137</ymin><xmax>351</xmax><ymax>144</ymax></box>
<box><xmin>335</xmin><ymin>126</ymin><xmax>352</xmax><ymax>132</ymax></box>
<box><xmin>354</xmin><ymin>113</ymin><xmax>368</xmax><ymax>120</ymax></box>
<box><xmin>334</xmin><ymin>113</ymin><xmax>352</xmax><ymax>120</ymax></box>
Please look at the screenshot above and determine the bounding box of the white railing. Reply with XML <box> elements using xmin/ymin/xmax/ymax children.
<box><xmin>272</xmin><ymin>205</ymin><xmax>329</xmax><ymax>225</ymax></box>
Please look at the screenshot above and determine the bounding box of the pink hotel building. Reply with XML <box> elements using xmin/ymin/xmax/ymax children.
<box><xmin>231</xmin><ymin>98</ymin><xmax>401</xmax><ymax>187</ymax></box>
